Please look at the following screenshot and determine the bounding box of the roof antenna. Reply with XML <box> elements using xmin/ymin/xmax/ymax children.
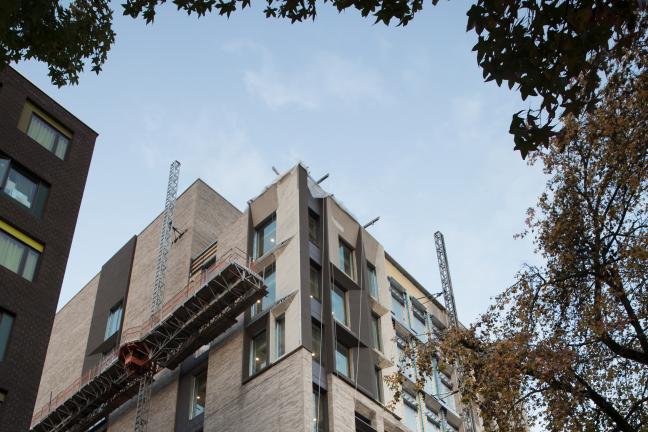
<box><xmin>272</xmin><ymin>166</ymin><xmax>280</xmax><ymax>176</ymax></box>
<box><xmin>363</xmin><ymin>217</ymin><xmax>380</xmax><ymax>229</ymax></box>
<box><xmin>316</xmin><ymin>173</ymin><xmax>329</xmax><ymax>184</ymax></box>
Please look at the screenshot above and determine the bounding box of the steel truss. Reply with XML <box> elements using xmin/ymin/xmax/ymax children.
<box><xmin>434</xmin><ymin>231</ymin><xmax>476</xmax><ymax>432</ymax></box>
<box><xmin>31</xmin><ymin>253</ymin><xmax>266</xmax><ymax>432</ymax></box>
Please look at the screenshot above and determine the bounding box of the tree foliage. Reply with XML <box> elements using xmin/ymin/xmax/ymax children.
<box><xmin>0</xmin><ymin>1</ymin><xmax>645</xmax><ymax>156</ymax></box>
<box><xmin>419</xmin><ymin>47</ymin><xmax>647</xmax><ymax>431</ymax></box>
<box><xmin>0</xmin><ymin>0</ymin><xmax>115</xmax><ymax>86</ymax></box>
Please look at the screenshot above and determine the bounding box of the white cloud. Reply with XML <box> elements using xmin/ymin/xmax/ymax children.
<box><xmin>235</xmin><ymin>46</ymin><xmax>389</xmax><ymax>110</ymax></box>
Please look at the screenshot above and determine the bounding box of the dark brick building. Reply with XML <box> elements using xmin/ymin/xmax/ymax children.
<box><xmin>0</xmin><ymin>66</ymin><xmax>97</xmax><ymax>431</ymax></box>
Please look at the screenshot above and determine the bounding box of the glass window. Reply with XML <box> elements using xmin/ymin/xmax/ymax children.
<box><xmin>374</xmin><ymin>367</ymin><xmax>383</xmax><ymax>403</ymax></box>
<box><xmin>338</xmin><ymin>239</ymin><xmax>355</xmax><ymax>279</ymax></box>
<box><xmin>0</xmin><ymin>158</ymin><xmax>49</xmax><ymax>216</ymax></box>
<box><xmin>403</xmin><ymin>394</ymin><xmax>420</xmax><ymax>431</ymax></box>
<box><xmin>312</xmin><ymin>322</ymin><xmax>322</xmax><ymax>363</ymax></box>
<box><xmin>4</xmin><ymin>167</ymin><xmax>37</xmax><ymax>208</ymax></box>
<box><xmin>397</xmin><ymin>339</ymin><xmax>415</xmax><ymax>381</ymax></box>
<box><xmin>249</xmin><ymin>330</ymin><xmax>267</xmax><ymax>374</ymax></box>
<box><xmin>331</xmin><ymin>285</ymin><xmax>348</xmax><ymax>326</ymax></box>
<box><xmin>310</xmin><ymin>263</ymin><xmax>321</xmax><ymax>301</ymax></box>
<box><xmin>424</xmin><ymin>408</ymin><xmax>441</xmax><ymax>432</ymax></box>
<box><xmin>0</xmin><ymin>157</ymin><xmax>8</xmax><ymax>183</ymax></box>
<box><xmin>26</xmin><ymin>114</ymin><xmax>70</xmax><ymax>160</ymax></box>
<box><xmin>253</xmin><ymin>214</ymin><xmax>276</xmax><ymax>258</ymax></box>
<box><xmin>0</xmin><ymin>390</ymin><xmax>5</xmax><ymax>405</ymax></box>
<box><xmin>367</xmin><ymin>262</ymin><xmax>378</xmax><ymax>298</ymax></box>
<box><xmin>391</xmin><ymin>289</ymin><xmax>406</xmax><ymax>323</ymax></box>
<box><xmin>253</xmin><ymin>264</ymin><xmax>276</xmax><ymax>316</ymax></box>
<box><xmin>335</xmin><ymin>341</ymin><xmax>350</xmax><ymax>378</ymax></box>
<box><xmin>0</xmin><ymin>223</ymin><xmax>42</xmax><ymax>281</ymax></box>
<box><xmin>308</xmin><ymin>210</ymin><xmax>319</xmax><ymax>245</ymax></box>
<box><xmin>189</xmin><ymin>370</ymin><xmax>207</xmax><ymax>419</ymax></box>
<box><xmin>371</xmin><ymin>314</ymin><xmax>382</xmax><ymax>351</ymax></box>
<box><xmin>411</xmin><ymin>306</ymin><xmax>427</xmax><ymax>336</ymax></box>
<box><xmin>424</xmin><ymin>375</ymin><xmax>436</xmax><ymax>396</ymax></box>
<box><xmin>439</xmin><ymin>378</ymin><xmax>455</xmax><ymax>411</ymax></box>
<box><xmin>0</xmin><ymin>311</ymin><xmax>15</xmax><ymax>361</ymax></box>
<box><xmin>275</xmin><ymin>315</ymin><xmax>285</xmax><ymax>358</ymax></box>
<box><xmin>312</xmin><ymin>389</ymin><xmax>325</xmax><ymax>432</ymax></box>
<box><xmin>104</xmin><ymin>302</ymin><xmax>123</xmax><ymax>340</ymax></box>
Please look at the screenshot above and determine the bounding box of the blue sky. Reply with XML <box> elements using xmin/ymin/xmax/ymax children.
<box><xmin>15</xmin><ymin>0</ymin><xmax>546</xmax><ymax>324</ymax></box>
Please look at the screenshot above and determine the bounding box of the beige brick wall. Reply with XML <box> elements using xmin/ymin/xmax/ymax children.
<box><xmin>108</xmin><ymin>368</ymin><xmax>180</xmax><ymax>432</ymax></box>
<box><xmin>190</xmin><ymin>180</ymin><xmax>242</xmax><ymax>257</ymax></box>
<box><xmin>33</xmin><ymin>273</ymin><xmax>99</xmax><ymax>415</ymax></box>
<box><xmin>121</xmin><ymin>183</ymin><xmax>198</xmax><ymax>338</ymax></box>
<box><xmin>121</xmin><ymin>180</ymin><xmax>242</xmax><ymax>341</ymax></box>
<box><xmin>328</xmin><ymin>374</ymin><xmax>407</xmax><ymax>432</ymax></box>
<box><xmin>205</xmin><ymin>332</ymin><xmax>311</xmax><ymax>432</ymax></box>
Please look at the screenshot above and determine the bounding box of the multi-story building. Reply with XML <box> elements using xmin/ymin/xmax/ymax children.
<box><xmin>31</xmin><ymin>164</ymin><xmax>481</xmax><ymax>432</ymax></box>
<box><xmin>0</xmin><ymin>66</ymin><xmax>97</xmax><ymax>431</ymax></box>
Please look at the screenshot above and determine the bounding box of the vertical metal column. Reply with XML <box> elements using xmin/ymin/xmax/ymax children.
<box><xmin>434</xmin><ymin>231</ymin><xmax>475</xmax><ymax>432</ymax></box>
<box><xmin>151</xmin><ymin>160</ymin><xmax>181</xmax><ymax>314</ymax></box>
<box><xmin>133</xmin><ymin>372</ymin><xmax>153</xmax><ymax>432</ymax></box>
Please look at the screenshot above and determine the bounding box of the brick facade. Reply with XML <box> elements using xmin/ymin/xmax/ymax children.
<box><xmin>34</xmin><ymin>164</ymin><xmax>482</xmax><ymax>432</ymax></box>
<box><xmin>0</xmin><ymin>66</ymin><xmax>96</xmax><ymax>431</ymax></box>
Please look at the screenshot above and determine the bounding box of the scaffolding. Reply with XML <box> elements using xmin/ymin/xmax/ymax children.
<box><xmin>31</xmin><ymin>248</ymin><xmax>266</xmax><ymax>432</ymax></box>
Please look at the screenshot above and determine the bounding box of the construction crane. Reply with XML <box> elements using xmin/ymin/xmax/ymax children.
<box><xmin>434</xmin><ymin>231</ymin><xmax>476</xmax><ymax>432</ymax></box>
<box><xmin>134</xmin><ymin>160</ymin><xmax>181</xmax><ymax>432</ymax></box>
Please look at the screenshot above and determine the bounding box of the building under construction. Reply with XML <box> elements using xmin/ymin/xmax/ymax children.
<box><xmin>31</xmin><ymin>164</ymin><xmax>484</xmax><ymax>432</ymax></box>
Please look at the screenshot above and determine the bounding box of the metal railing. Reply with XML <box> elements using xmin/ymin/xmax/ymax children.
<box><xmin>31</xmin><ymin>247</ymin><xmax>256</xmax><ymax>427</ymax></box>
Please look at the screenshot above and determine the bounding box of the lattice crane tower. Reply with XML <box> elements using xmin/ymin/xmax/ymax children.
<box><xmin>134</xmin><ymin>160</ymin><xmax>181</xmax><ymax>432</ymax></box>
<box><xmin>434</xmin><ymin>231</ymin><xmax>476</xmax><ymax>432</ymax></box>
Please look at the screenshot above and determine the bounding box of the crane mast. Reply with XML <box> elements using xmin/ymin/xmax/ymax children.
<box><xmin>434</xmin><ymin>231</ymin><xmax>475</xmax><ymax>432</ymax></box>
<box><xmin>134</xmin><ymin>160</ymin><xmax>181</xmax><ymax>432</ymax></box>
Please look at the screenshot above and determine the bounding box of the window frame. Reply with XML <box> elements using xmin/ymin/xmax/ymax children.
<box><xmin>309</xmin><ymin>261</ymin><xmax>322</xmax><ymax>301</ymax></box>
<box><xmin>312</xmin><ymin>388</ymin><xmax>326</xmax><ymax>432</ymax></box>
<box><xmin>189</xmin><ymin>369</ymin><xmax>207</xmax><ymax>420</ymax></box>
<box><xmin>374</xmin><ymin>366</ymin><xmax>383</xmax><ymax>403</ymax></box>
<box><xmin>424</xmin><ymin>407</ymin><xmax>442</xmax><ymax>432</ymax></box>
<box><xmin>371</xmin><ymin>313</ymin><xmax>382</xmax><ymax>351</ymax></box>
<box><xmin>367</xmin><ymin>262</ymin><xmax>379</xmax><ymax>298</ymax></box>
<box><xmin>0</xmin><ymin>220</ymin><xmax>42</xmax><ymax>281</ymax></box>
<box><xmin>331</xmin><ymin>284</ymin><xmax>349</xmax><ymax>326</ymax></box>
<box><xmin>390</xmin><ymin>287</ymin><xmax>407</xmax><ymax>323</ymax></box>
<box><xmin>311</xmin><ymin>321</ymin><xmax>323</xmax><ymax>363</ymax></box>
<box><xmin>252</xmin><ymin>263</ymin><xmax>276</xmax><ymax>316</ymax></box>
<box><xmin>25</xmin><ymin>112</ymin><xmax>71</xmax><ymax>160</ymax></box>
<box><xmin>253</xmin><ymin>214</ymin><xmax>277</xmax><ymax>259</ymax></box>
<box><xmin>308</xmin><ymin>209</ymin><xmax>320</xmax><ymax>246</ymax></box>
<box><xmin>249</xmin><ymin>329</ymin><xmax>268</xmax><ymax>375</ymax></box>
<box><xmin>410</xmin><ymin>304</ymin><xmax>427</xmax><ymax>336</ymax></box>
<box><xmin>335</xmin><ymin>340</ymin><xmax>351</xmax><ymax>378</ymax></box>
<box><xmin>104</xmin><ymin>301</ymin><xmax>123</xmax><ymax>340</ymax></box>
<box><xmin>0</xmin><ymin>310</ymin><xmax>15</xmax><ymax>362</ymax></box>
<box><xmin>275</xmin><ymin>314</ymin><xmax>285</xmax><ymax>359</ymax></box>
<box><xmin>402</xmin><ymin>392</ymin><xmax>421</xmax><ymax>432</ymax></box>
<box><xmin>0</xmin><ymin>155</ymin><xmax>49</xmax><ymax>216</ymax></box>
<box><xmin>338</xmin><ymin>238</ymin><xmax>355</xmax><ymax>280</ymax></box>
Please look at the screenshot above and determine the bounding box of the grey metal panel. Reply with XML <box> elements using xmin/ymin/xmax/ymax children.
<box><xmin>82</xmin><ymin>236</ymin><xmax>137</xmax><ymax>373</ymax></box>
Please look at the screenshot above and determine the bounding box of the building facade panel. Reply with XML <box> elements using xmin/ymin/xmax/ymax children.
<box><xmin>0</xmin><ymin>66</ymin><xmax>96</xmax><ymax>430</ymax></box>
